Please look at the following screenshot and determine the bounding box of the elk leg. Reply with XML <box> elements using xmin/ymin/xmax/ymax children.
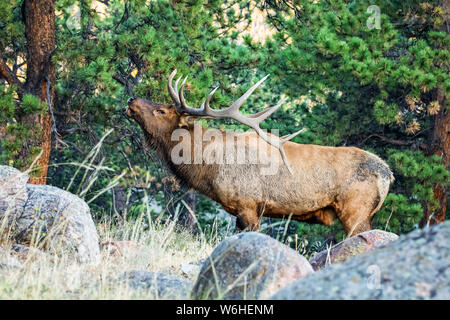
<box><xmin>340</xmin><ymin>214</ymin><xmax>371</xmax><ymax>237</ymax></box>
<box><xmin>335</xmin><ymin>186</ymin><xmax>375</xmax><ymax>237</ymax></box>
<box><xmin>235</xmin><ymin>209</ymin><xmax>261</xmax><ymax>232</ymax></box>
<box><xmin>336</xmin><ymin>205</ymin><xmax>372</xmax><ymax>236</ymax></box>
<box><xmin>313</xmin><ymin>207</ymin><xmax>337</xmax><ymax>226</ymax></box>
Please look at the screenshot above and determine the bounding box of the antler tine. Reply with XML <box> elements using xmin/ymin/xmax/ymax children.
<box><xmin>247</xmin><ymin>107</ymin><xmax>271</xmax><ymax>119</ymax></box>
<box><xmin>248</xmin><ymin>123</ymin><xmax>296</xmax><ymax>174</ymax></box>
<box><xmin>168</xmin><ymin>69</ymin><xmax>180</xmax><ymax>105</ymax></box>
<box><xmin>177</xmin><ymin>75</ymin><xmax>208</xmax><ymax>116</ymax></box>
<box><xmin>174</xmin><ymin>76</ymin><xmax>182</xmax><ymax>96</ymax></box>
<box><xmin>250</xmin><ymin>125</ymin><xmax>303</xmax><ymax>175</ymax></box>
<box><xmin>201</xmin><ymin>86</ymin><xmax>219</xmax><ymax>112</ymax></box>
<box><xmin>248</xmin><ymin>99</ymin><xmax>286</xmax><ymax>121</ymax></box>
<box><xmin>178</xmin><ymin>76</ymin><xmax>188</xmax><ymax>107</ymax></box>
<box><xmin>196</xmin><ymin>74</ymin><xmax>270</xmax><ymax>119</ymax></box>
<box><xmin>179</xmin><ymin>76</ymin><xmax>191</xmax><ymax>110</ymax></box>
<box><xmin>281</xmin><ymin>128</ymin><xmax>307</xmax><ymax>143</ymax></box>
<box><xmin>278</xmin><ymin>128</ymin><xmax>308</xmax><ymax>174</ymax></box>
<box><xmin>225</xmin><ymin>74</ymin><xmax>270</xmax><ymax>113</ymax></box>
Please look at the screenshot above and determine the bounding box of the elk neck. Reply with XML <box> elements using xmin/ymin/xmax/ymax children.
<box><xmin>143</xmin><ymin>124</ymin><xmax>221</xmax><ymax>199</ymax></box>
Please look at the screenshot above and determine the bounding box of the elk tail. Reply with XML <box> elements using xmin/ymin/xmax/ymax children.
<box><xmin>369</xmin><ymin>155</ymin><xmax>394</xmax><ymax>217</ymax></box>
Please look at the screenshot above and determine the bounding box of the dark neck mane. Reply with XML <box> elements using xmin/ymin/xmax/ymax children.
<box><xmin>143</xmin><ymin>127</ymin><xmax>220</xmax><ymax>198</ymax></box>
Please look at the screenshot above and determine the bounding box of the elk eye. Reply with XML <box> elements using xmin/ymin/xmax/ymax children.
<box><xmin>156</xmin><ymin>109</ymin><xmax>166</xmax><ymax>114</ymax></box>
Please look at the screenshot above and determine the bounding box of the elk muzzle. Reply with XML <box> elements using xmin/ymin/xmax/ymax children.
<box><xmin>127</xmin><ymin>97</ymin><xmax>137</xmax><ymax>117</ymax></box>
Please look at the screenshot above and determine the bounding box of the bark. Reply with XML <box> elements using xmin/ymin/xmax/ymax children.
<box><xmin>21</xmin><ymin>0</ymin><xmax>56</xmax><ymax>184</ymax></box>
<box><xmin>420</xmin><ymin>0</ymin><xmax>449</xmax><ymax>226</ymax></box>
<box><xmin>421</xmin><ymin>89</ymin><xmax>449</xmax><ymax>226</ymax></box>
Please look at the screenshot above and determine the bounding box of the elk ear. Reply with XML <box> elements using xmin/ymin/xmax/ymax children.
<box><xmin>178</xmin><ymin>115</ymin><xmax>195</xmax><ymax>128</ymax></box>
<box><xmin>152</xmin><ymin>109</ymin><xmax>166</xmax><ymax>116</ymax></box>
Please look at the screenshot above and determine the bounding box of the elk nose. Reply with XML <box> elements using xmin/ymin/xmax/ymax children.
<box><xmin>127</xmin><ymin>97</ymin><xmax>136</xmax><ymax>104</ymax></box>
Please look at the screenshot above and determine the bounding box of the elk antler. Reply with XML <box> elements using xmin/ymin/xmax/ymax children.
<box><xmin>168</xmin><ymin>69</ymin><xmax>306</xmax><ymax>173</ymax></box>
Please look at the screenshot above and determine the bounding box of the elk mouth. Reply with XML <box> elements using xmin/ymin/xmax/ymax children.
<box><xmin>127</xmin><ymin>97</ymin><xmax>137</xmax><ymax>118</ymax></box>
<box><xmin>126</xmin><ymin>107</ymin><xmax>135</xmax><ymax>118</ymax></box>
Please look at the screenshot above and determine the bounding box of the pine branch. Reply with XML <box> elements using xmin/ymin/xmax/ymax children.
<box><xmin>104</xmin><ymin>133</ymin><xmax>133</xmax><ymax>146</ymax></box>
<box><xmin>0</xmin><ymin>57</ymin><xmax>24</xmax><ymax>95</ymax></box>
<box><xmin>112</xmin><ymin>73</ymin><xmax>134</xmax><ymax>97</ymax></box>
<box><xmin>361</xmin><ymin>134</ymin><xmax>428</xmax><ymax>150</ymax></box>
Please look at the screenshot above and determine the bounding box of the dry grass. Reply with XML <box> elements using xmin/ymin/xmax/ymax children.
<box><xmin>0</xmin><ymin>215</ymin><xmax>218</xmax><ymax>299</ymax></box>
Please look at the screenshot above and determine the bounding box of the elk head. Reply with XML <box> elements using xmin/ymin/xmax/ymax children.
<box><xmin>127</xmin><ymin>69</ymin><xmax>306</xmax><ymax>172</ymax></box>
<box><xmin>126</xmin><ymin>98</ymin><xmax>180</xmax><ymax>141</ymax></box>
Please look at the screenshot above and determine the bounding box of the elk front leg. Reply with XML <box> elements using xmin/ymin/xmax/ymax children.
<box><xmin>235</xmin><ymin>209</ymin><xmax>261</xmax><ymax>232</ymax></box>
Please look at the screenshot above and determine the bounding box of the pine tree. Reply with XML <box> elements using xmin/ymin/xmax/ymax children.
<box><xmin>0</xmin><ymin>0</ymin><xmax>56</xmax><ymax>184</ymax></box>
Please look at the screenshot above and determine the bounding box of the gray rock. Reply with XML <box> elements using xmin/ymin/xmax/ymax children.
<box><xmin>10</xmin><ymin>244</ymin><xmax>48</xmax><ymax>261</ymax></box>
<box><xmin>0</xmin><ymin>247</ymin><xmax>23</xmax><ymax>270</ymax></box>
<box><xmin>18</xmin><ymin>184</ymin><xmax>100</xmax><ymax>264</ymax></box>
<box><xmin>310</xmin><ymin>230</ymin><xmax>398</xmax><ymax>271</ymax></box>
<box><xmin>10</xmin><ymin>243</ymin><xmax>31</xmax><ymax>253</ymax></box>
<box><xmin>271</xmin><ymin>222</ymin><xmax>450</xmax><ymax>300</ymax></box>
<box><xmin>180</xmin><ymin>263</ymin><xmax>201</xmax><ymax>279</ymax></box>
<box><xmin>0</xmin><ymin>166</ymin><xmax>29</xmax><ymax>233</ymax></box>
<box><xmin>192</xmin><ymin>232</ymin><xmax>314</xmax><ymax>300</ymax></box>
<box><xmin>190</xmin><ymin>258</ymin><xmax>207</xmax><ymax>266</ymax></box>
<box><xmin>120</xmin><ymin>270</ymin><xmax>193</xmax><ymax>299</ymax></box>
<box><xmin>0</xmin><ymin>166</ymin><xmax>100</xmax><ymax>264</ymax></box>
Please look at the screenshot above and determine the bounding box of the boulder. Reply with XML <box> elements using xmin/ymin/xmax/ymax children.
<box><xmin>192</xmin><ymin>232</ymin><xmax>313</xmax><ymax>300</ymax></box>
<box><xmin>0</xmin><ymin>166</ymin><xmax>29</xmax><ymax>237</ymax></box>
<box><xmin>271</xmin><ymin>222</ymin><xmax>450</xmax><ymax>300</ymax></box>
<box><xmin>0</xmin><ymin>166</ymin><xmax>100</xmax><ymax>264</ymax></box>
<box><xmin>180</xmin><ymin>263</ymin><xmax>201</xmax><ymax>279</ymax></box>
<box><xmin>120</xmin><ymin>270</ymin><xmax>193</xmax><ymax>299</ymax></box>
<box><xmin>0</xmin><ymin>247</ymin><xmax>23</xmax><ymax>270</ymax></box>
<box><xmin>309</xmin><ymin>230</ymin><xmax>398</xmax><ymax>270</ymax></box>
<box><xmin>20</xmin><ymin>184</ymin><xmax>100</xmax><ymax>263</ymax></box>
<box><xmin>10</xmin><ymin>244</ymin><xmax>48</xmax><ymax>261</ymax></box>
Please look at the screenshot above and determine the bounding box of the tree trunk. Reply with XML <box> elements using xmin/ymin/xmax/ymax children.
<box><xmin>422</xmin><ymin>88</ymin><xmax>448</xmax><ymax>226</ymax></box>
<box><xmin>21</xmin><ymin>0</ymin><xmax>56</xmax><ymax>184</ymax></box>
<box><xmin>421</xmin><ymin>1</ymin><xmax>449</xmax><ymax>226</ymax></box>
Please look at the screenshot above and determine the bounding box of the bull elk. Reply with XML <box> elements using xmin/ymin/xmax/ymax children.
<box><xmin>127</xmin><ymin>69</ymin><xmax>394</xmax><ymax>236</ymax></box>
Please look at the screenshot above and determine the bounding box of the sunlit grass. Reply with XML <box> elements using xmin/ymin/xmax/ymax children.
<box><xmin>0</xmin><ymin>215</ymin><xmax>217</xmax><ymax>300</ymax></box>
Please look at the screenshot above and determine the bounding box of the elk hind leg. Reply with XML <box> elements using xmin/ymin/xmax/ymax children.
<box><xmin>337</xmin><ymin>207</ymin><xmax>372</xmax><ymax>237</ymax></box>
<box><xmin>336</xmin><ymin>187</ymin><xmax>375</xmax><ymax>237</ymax></box>
<box><xmin>236</xmin><ymin>209</ymin><xmax>261</xmax><ymax>232</ymax></box>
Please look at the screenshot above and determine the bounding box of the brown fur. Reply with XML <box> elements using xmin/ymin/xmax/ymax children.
<box><xmin>128</xmin><ymin>98</ymin><xmax>394</xmax><ymax>236</ymax></box>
